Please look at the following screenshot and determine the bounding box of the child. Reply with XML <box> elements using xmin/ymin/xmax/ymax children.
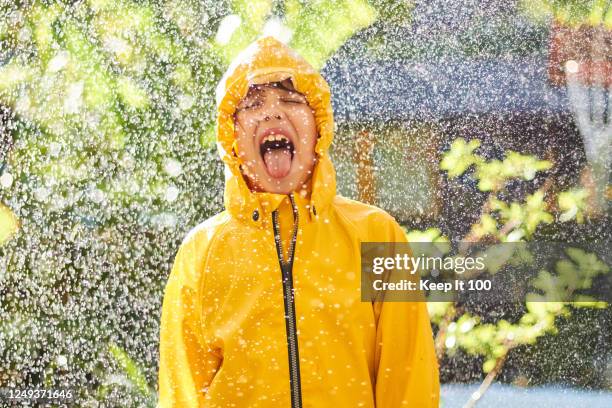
<box><xmin>158</xmin><ymin>36</ymin><xmax>439</xmax><ymax>407</ymax></box>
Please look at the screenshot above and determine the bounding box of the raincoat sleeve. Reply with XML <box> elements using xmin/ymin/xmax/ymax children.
<box><xmin>373</xmin><ymin>218</ymin><xmax>440</xmax><ymax>408</ymax></box>
<box><xmin>158</xmin><ymin>230</ymin><xmax>221</xmax><ymax>408</ymax></box>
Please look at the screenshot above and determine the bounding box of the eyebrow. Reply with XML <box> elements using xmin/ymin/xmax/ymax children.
<box><xmin>238</xmin><ymin>86</ymin><xmax>305</xmax><ymax>108</ymax></box>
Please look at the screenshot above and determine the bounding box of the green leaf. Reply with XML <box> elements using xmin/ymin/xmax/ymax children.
<box><xmin>523</xmin><ymin>191</ymin><xmax>553</xmax><ymax>236</ymax></box>
<box><xmin>502</xmin><ymin>151</ymin><xmax>552</xmax><ymax>181</ymax></box>
<box><xmin>564</xmin><ymin>247</ymin><xmax>609</xmax><ymax>278</ymax></box>
<box><xmin>475</xmin><ymin>159</ymin><xmax>504</xmax><ymax>191</ymax></box>
<box><xmin>406</xmin><ymin>227</ymin><xmax>449</xmax><ymax>243</ymax></box>
<box><xmin>0</xmin><ymin>203</ymin><xmax>19</xmax><ymax>246</ymax></box>
<box><xmin>470</xmin><ymin>214</ymin><xmax>498</xmax><ymax>239</ymax></box>
<box><xmin>479</xmin><ymin>244</ymin><xmax>516</xmax><ymax>274</ymax></box>
<box><xmin>116</xmin><ymin>76</ymin><xmax>149</xmax><ymax>108</ymax></box>
<box><xmin>520</xmin><ymin>0</ymin><xmax>603</xmax><ymax>27</ymax></box>
<box><xmin>558</xmin><ymin>188</ymin><xmax>589</xmax><ymax>223</ymax></box>
<box><xmin>108</xmin><ymin>343</ymin><xmax>152</xmax><ymax>398</ymax></box>
<box><xmin>531</xmin><ymin>270</ymin><xmax>564</xmax><ymax>299</ymax></box>
<box><xmin>440</xmin><ymin>138</ymin><xmax>481</xmax><ymax>178</ymax></box>
<box><xmin>426</xmin><ymin>302</ymin><xmax>453</xmax><ymax>324</ymax></box>
<box><xmin>471</xmin><ymin>150</ymin><xmax>551</xmax><ymax>192</ymax></box>
<box><xmin>483</xmin><ymin>358</ymin><xmax>496</xmax><ymax>373</ymax></box>
<box><xmin>200</xmin><ymin>121</ymin><xmax>217</xmax><ymax>148</ymax></box>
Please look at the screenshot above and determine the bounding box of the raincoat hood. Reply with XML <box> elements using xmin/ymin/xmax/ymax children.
<box><xmin>215</xmin><ymin>36</ymin><xmax>336</xmax><ymax>224</ymax></box>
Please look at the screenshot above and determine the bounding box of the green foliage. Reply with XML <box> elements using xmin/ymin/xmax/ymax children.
<box><xmin>520</xmin><ymin>0</ymin><xmax>612</xmax><ymax>28</ymax></box>
<box><xmin>210</xmin><ymin>0</ymin><xmax>378</xmax><ymax>69</ymax></box>
<box><xmin>286</xmin><ymin>0</ymin><xmax>377</xmax><ymax>69</ymax></box>
<box><xmin>448</xmin><ymin>247</ymin><xmax>609</xmax><ymax>373</ymax></box>
<box><xmin>490</xmin><ymin>191</ymin><xmax>554</xmax><ymax>240</ymax></box>
<box><xmin>108</xmin><ymin>343</ymin><xmax>156</xmax><ymax>403</ymax></box>
<box><xmin>406</xmin><ymin>227</ymin><xmax>448</xmax><ymax>243</ymax></box>
<box><xmin>529</xmin><ymin>247</ymin><xmax>610</xmax><ymax>305</ymax></box>
<box><xmin>426</xmin><ymin>137</ymin><xmax>610</xmax><ymax>377</ymax></box>
<box><xmin>368</xmin><ymin>0</ymin><xmax>414</xmax><ymax>26</ymax></box>
<box><xmin>211</xmin><ymin>0</ymin><xmax>274</xmax><ymax>63</ymax></box>
<box><xmin>407</xmin><ymin>228</ymin><xmax>609</xmax><ymax>375</ymax></box>
<box><xmin>558</xmin><ymin>188</ymin><xmax>589</xmax><ymax>223</ymax></box>
<box><xmin>441</xmin><ymin>138</ymin><xmax>552</xmax><ymax>192</ymax></box>
<box><xmin>439</xmin><ymin>138</ymin><xmax>482</xmax><ymax>179</ymax></box>
<box><xmin>476</xmin><ymin>152</ymin><xmax>552</xmax><ymax>192</ymax></box>
<box><xmin>470</xmin><ymin>214</ymin><xmax>498</xmax><ymax>240</ymax></box>
<box><xmin>440</xmin><ymin>138</ymin><xmax>556</xmax><ymax>241</ymax></box>
<box><xmin>477</xmin><ymin>242</ymin><xmax>534</xmax><ymax>274</ymax></box>
<box><xmin>0</xmin><ymin>203</ymin><xmax>18</xmax><ymax>245</ymax></box>
<box><xmin>0</xmin><ymin>0</ymin><xmax>222</xmax><ymax>214</ymax></box>
<box><xmin>426</xmin><ymin>302</ymin><xmax>453</xmax><ymax>325</ymax></box>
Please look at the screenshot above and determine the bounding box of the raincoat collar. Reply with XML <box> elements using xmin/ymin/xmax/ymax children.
<box><xmin>215</xmin><ymin>36</ymin><xmax>336</xmax><ymax>227</ymax></box>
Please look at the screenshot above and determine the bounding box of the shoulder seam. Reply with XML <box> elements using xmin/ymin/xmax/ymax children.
<box><xmin>335</xmin><ymin>195</ymin><xmax>393</xmax><ymax>215</ymax></box>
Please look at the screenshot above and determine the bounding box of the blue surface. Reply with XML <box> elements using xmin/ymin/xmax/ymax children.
<box><xmin>441</xmin><ymin>383</ymin><xmax>612</xmax><ymax>408</ymax></box>
<box><xmin>322</xmin><ymin>57</ymin><xmax>570</xmax><ymax>122</ymax></box>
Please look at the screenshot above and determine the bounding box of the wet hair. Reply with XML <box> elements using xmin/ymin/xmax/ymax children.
<box><xmin>248</xmin><ymin>78</ymin><xmax>298</xmax><ymax>94</ymax></box>
<box><xmin>234</xmin><ymin>79</ymin><xmax>303</xmax><ymax>118</ymax></box>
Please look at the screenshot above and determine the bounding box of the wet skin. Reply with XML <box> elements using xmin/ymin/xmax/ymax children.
<box><xmin>233</xmin><ymin>80</ymin><xmax>318</xmax><ymax>194</ymax></box>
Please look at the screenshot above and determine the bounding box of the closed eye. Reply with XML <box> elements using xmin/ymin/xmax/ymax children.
<box><xmin>281</xmin><ymin>98</ymin><xmax>306</xmax><ymax>105</ymax></box>
<box><xmin>238</xmin><ymin>101</ymin><xmax>262</xmax><ymax>111</ymax></box>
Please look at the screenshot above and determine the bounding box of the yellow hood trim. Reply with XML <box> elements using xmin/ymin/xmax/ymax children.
<box><xmin>215</xmin><ymin>36</ymin><xmax>336</xmax><ymax>225</ymax></box>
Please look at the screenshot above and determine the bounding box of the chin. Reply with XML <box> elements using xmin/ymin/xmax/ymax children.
<box><xmin>261</xmin><ymin>180</ymin><xmax>297</xmax><ymax>195</ymax></box>
<box><xmin>255</xmin><ymin>171</ymin><xmax>306</xmax><ymax>195</ymax></box>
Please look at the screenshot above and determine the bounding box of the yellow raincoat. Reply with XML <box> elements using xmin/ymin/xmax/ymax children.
<box><xmin>158</xmin><ymin>36</ymin><xmax>439</xmax><ymax>408</ymax></box>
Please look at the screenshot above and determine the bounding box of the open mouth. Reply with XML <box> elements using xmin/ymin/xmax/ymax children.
<box><xmin>259</xmin><ymin>133</ymin><xmax>295</xmax><ymax>179</ymax></box>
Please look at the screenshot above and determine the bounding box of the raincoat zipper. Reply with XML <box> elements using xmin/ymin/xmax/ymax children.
<box><xmin>271</xmin><ymin>194</ymin><xmax>302</xmax><ymax>408</ymax></box>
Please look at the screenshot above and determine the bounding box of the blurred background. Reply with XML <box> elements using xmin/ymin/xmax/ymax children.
<box><xmin>0</xmin><ymin>0</ymin><xmax>610</xmax><ymax>406</ymax></box>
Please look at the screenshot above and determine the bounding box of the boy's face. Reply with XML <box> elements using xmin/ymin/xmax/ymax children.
<box><xmin>233</xmin><ymin>80</ymin><xmax>317</xmax><ymax>194</ymax></box>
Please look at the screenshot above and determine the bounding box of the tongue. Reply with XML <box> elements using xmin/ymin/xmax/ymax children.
<box><xmin>263</xmin><ymin>149</ymin><xmax>292</xmax><ymax>178</ymax></box>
